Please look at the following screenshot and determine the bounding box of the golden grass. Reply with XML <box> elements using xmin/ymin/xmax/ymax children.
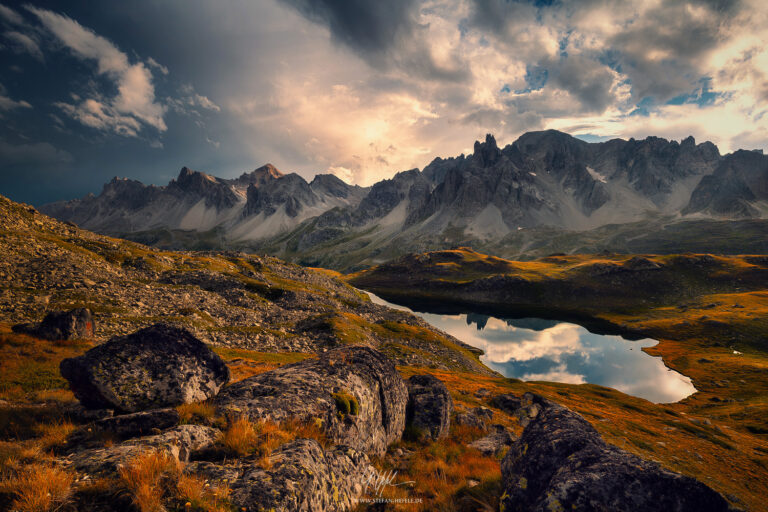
<box><xmin>176</xmin><ymin>474</ymin><xmax>232</xmax><ymax>512</ymax></box>
<box><xmin>0</xmin><ymin>464</ymin><xmax>74</xmax><ymax>512</ymax></box>
<box><xmin>219</xmin><ymin>416</ymin><xmax>328</xmax><ymax>467</ymax></box>
<box><xmin>33</xmin><ymin>420</ymin><xmax>77</xmax><ymax>451</ymax></box>
<box><xmin>220</xmin><ymin>416</ymin><xmax>259</xmax><ymax>457</ymax></box>
<box><xmin>370</xmin><ymin>423</ymin><xmax>503</xmax><ymax>511</ymax></box>
<box><xmin>0</xmin><ymin>324</ymin><xmax>91</xmax><ymax>403</ymax></box>
<box><xmin>119</xmin><ymin>450</ymin><xmax>182</xmax><ymax>512</ymax></box>
<box><xmin>211</xmin><ymin>347</ymin><xmax>314</xmax><ymax>383</ymax></box>
<box><xmin>176</xmin><ymin>401</ymin><xmax>217</xmax><ymax>425</ymax></box>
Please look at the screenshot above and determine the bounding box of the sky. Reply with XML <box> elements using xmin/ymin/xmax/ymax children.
<box><xmin>0</xmin><ymin>0</ymin><xmax>767</xmax><ymax>205</ymax></box>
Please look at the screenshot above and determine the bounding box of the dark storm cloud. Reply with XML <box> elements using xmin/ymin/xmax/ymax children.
<box><xmin>279</xmin><ymin>0</ymin><xmax>470</xmax><ymax>82</ymax></box>
<box><xmin>467</xmin><ymin>0</ymin><xmax>746</xmax><ymax>106</ymax></box>
<box><xmin>548</xmin><ymin>55</ymin><xmax>617</xmax><ymax>113</ymax></box>
<box><xmin>609</xmin><ymin>0</ymin><xmax>745</xmax><ymax>102</ymax></box>
<box><xmin>469</xmin><ymin>0</ymin><xmax>541</xmax><ymax>37</ymax></box>
<box><xmin>279</xmin><ymin>0</ymin><xmax>420</xmax><ymax>65</ymax></box>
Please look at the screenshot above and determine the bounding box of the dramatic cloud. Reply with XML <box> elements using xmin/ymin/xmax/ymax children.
<box><xmin>27</xmin><ymin>5</ymin><xmax>166</xmax><ymax>136</ymax></box>
<box><xmin>1</xmin><ymin>0</ymin><xmax>767</xmax><ymax>205</ymax></box>
<box><xmin>279</xmin><ymin>0</ymin><xmax>419</xmax><ymax>65</ymax></box>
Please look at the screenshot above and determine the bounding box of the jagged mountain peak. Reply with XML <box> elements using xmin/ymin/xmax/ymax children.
<box><xmin>175</xmin><ymin>166</ymin><xmax>218</xmax><ymax>184</ymax></box>
<box><xmin>232</xmin><ymin>163</ymin><xmax>285</xmax><ymax>188</ymax></box>
<box><xmin>252</xmin><ymin>163</ymin><xmax>284</xmax><ymax>179</ymax></box>
<box><xmin>168</xmin><ymin>166</ymin><xmax>238</xmax><ymax>211</ymax></box>
<box><xmin>473</xmin><ymin>133</ymin><xmax>502</xmax><ymax>166</ymax></box>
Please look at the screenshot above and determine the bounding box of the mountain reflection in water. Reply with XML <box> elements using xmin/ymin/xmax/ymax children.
<box><xmin>367</xmin><ymin>293</ymin><xmax>696</xmax><ymax>403</ymax></box>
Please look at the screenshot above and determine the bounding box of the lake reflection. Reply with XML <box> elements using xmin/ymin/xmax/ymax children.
<box><xmin>367</xmin><ymin>294</ymin><xmax>696</xmax><ymax>403</ymax></box>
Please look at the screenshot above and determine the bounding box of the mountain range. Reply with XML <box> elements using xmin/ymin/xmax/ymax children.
<box><xmin>41</xmin><ymin>130</ymin><xmax>768</xmax><ymax>270</ymax></box>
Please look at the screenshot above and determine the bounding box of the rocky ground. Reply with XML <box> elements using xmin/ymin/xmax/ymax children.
<box><xmin>0</xmin><ymin>194</ymin><xmax>489</xmax><ymax>375</ymax></box>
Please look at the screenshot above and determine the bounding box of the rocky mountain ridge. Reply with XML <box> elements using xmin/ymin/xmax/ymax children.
<box><xmin>39</xmin><ymin>130</ymin><xmax>768</xmax><ymax>270</ymax></box>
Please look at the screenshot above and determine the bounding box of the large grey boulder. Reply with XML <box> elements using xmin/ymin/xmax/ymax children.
<box><xmin>405</xmin><ymin>374</ymin><xmax>453</xmax><ymax>440</ymax></box>
<box><xmin>229</xmin><ymin>439</ymin><xmax>375</xmax><ymax>512</ymax></box>
<box><xmin>13</xmin><ymin>307</ymin><xmax>94</xmax><ymax>340</ymax></box>
<box><xmin>215</xmin><ymin>346</ymin><xmax>408</xmax><ymax>455</ymax></box>
<box><xmin>500</xmin><ymin>393</ymin><xmax>734</xmax><ymax>512</ymax></box>
<box><xmin>60</xmin><ymin>324</ymin><xmax>229</xmax><ymax>413</ymax></box>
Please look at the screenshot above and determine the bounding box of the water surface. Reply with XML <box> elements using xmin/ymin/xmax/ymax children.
<box><xmin>368</xmin><ymin>293</ymin><xmax>696</xmax><ymax>403</ymax></box>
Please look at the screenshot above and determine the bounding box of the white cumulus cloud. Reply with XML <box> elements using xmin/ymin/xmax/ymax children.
<box><xmin>27</xmin><ymin>6</ymin><xmax>166</xmax><ymax>136</ymax></box>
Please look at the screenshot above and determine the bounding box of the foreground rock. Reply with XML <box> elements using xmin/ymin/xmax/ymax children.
<box><xmin>454</xmin><ymin>411</ymin><xmax>487</xmax><ymax>431</ymax></box>
<box><xmin>405</xmin><ymin>374</ymin><xmax>453</xmax><ymax>440</ymax></box>
<box><xmin>63</xmin><ymin>424</ymin><xmax>220</xmax><ymax>475</ymax></box>
<box><xmin>228</xmin><ymin>439</ymin><xmax>375</xmax><ymax>511</ymax></box>
<box><xmin>216</xmin><ymin>346</ymin><xmax>408</xmax><ymax>455</ymax></box>
<box><xmin>60</xmin><ymin>324</ymin><xmax>230</xmax><ymax>412</ymax></box>
<box><xmin>469</xmin><ymin>424</ymin><xmax>515</xmax><ymax>456</ymax></box>
<box><xmin>501</xmin><ymin>393</ymin><xmax>733</xmax><ymax>512</ymax></box>
<box><xmin>13</xmin><ymin>307</ymin><xmax>94</xmax><ymax>340</ymax></box>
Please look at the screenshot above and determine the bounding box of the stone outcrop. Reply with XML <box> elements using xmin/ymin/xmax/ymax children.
<box><xmin>63</xmin><ymin>424</ymin><xmax>220</xmax><ymax>475</ymax></box>
<box><xmin>500</xmin><ymin>393</ymin><xmax>734</xmax><ymax>512</ymax></box>
<box><xmin>92</xmin><ymin>408</ymin><xmax>180</xmax><ymax>439</ymax></box>
<box><xmin>216</xmin><ymin>346</ymin><xmax>408</xmax><ymax>455</ymax></box>
<box><xmin>60</xmin><ymin>324</ymin><xmax>230</xmax><ymax>412</ymax></box>
<box><xmin>469</xmin><ymin>424</ymin><xmax>515</xmax><ymax>456</ymax></box>
<box><xmin>454</xmin><ymin>411</ymin><xmax>487</xmax><ymax>431</ymax></box>
<box><xmin>405</xmin><ymin>374</ymin><xmax>453</xmax><ymax>440</ymax></box>
<box><xmin>12</xmin><ymin>307</ymin><xmax>94</xmax><ymax>340</ymax></box>
<box><xmin>228</xmin><ymin>439</ymin><xmax>375</xmax><ymax>512</ymax></box>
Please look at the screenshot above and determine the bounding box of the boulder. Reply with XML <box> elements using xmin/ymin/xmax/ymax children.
<box><xmin>93</xmin><ymin>408</ymin><xmax>180</xmax><ymax>439</ymax></box>
<box><xmin>405</xmin><ymin>374</ymin><xmax>453</xmax><ymax>440</ymax></box>
<box><xmin>228</xmin><ymin>439</ymin><xmax>375</xmax><ymax>512</ymax></box>
<box><xmin>13</xmin><ymin>307</ymin><xmax>94</xmax><ymax>340</ymax></box>
<box><xmin>454</xmin><ymin>411</ymin><xmax>487</xmax><ymax>431</ymax></box>
<box><xmin>63</xmin><ymin>424</ymin><xmax>220</xmax><ymax>475</ymax></box>
<box><xmin>500</xmin><ymin>393</ymin><xmax>734</xmax><ymax>512</ymax></box>
<box><xmin>469</xmin><ymin>424</ymin><xmax>515</xmax><ymax>456</ymax></box>
<box><xmin>215</xmin><ymin>346</ymin><xmax>407</xmax><ymax>455</ymax></box>
<box><xmin>472</xmin><ymin>406</ymin><xmax>493</xmax><ymax>421</ymax></box>
<box><xmin>60</xmin><ymin>324</ymin><xmax>229</xmax><ymax>412</ymax></box>
<box><xmin>490</xmin><ymin>393</ymin><xmax>523</xmax><ymax>415</ymax></box>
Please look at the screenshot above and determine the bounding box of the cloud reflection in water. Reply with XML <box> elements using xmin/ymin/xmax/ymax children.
<box><xmin>366</xmin><ymin>293</ymin><xmax>695</xmax><ymax>403</ymax></box>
